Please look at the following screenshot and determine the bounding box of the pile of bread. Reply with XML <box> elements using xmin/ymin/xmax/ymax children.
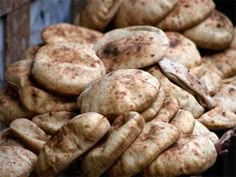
<box><xmin>0</xmin><ymin>0</ymin><xmax>236</xmax><ymax>177</ymax></box>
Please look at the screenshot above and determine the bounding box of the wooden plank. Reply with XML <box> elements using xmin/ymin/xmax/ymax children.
<box><xmin>0</xmin><ymin>0</ymin><xmax>30</xmax><ymax>17</ymax></box>
<box><xmin>71</xmin><ymin>0</ymin><xmax>86</xmax><ymax>24</ymax></box>
<box><xmin>3</xmin><ymin>3</ymin><xmax>30</xmax><ymax>71</ymax></box>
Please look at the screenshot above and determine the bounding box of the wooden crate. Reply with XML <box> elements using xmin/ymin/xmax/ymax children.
<box><xmin>0</xmin><ymin>0</ymin><xmax>85</xmax><ymax>75</ymax></box>
<box><xmin>0</xmin><ymin>0</ymin><xmax>31</xmax><ymax>72</ymax></box>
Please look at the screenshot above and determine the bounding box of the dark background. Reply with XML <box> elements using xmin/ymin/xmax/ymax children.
<box><xmin>214</xmin><ymin>0</ymin><xmax>236</xmax><ymax>25</ymax></box>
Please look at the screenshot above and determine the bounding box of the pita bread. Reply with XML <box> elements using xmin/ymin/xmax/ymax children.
<box><xmin>165</xmin><ymin>32</ymin><xmax>201</xmax><ymax>68</ymax></box>
<box><xmin>152</xmin><ymin>96</ymin><xmax>179</xmax><ymax>123</ymax></box>
<box><xmin>113</xmin><ymin>0</ymin><xmax>177</xmax><ymax>28</ymax></box>
<box><xmin>5</xmin><ymin>60</ymin><xmax>78</xmax><ymax>114</ymax></box>
<box><xmin>213</xmin><ymin>84</ymin><xmax>236</xmax><ymax>112</ymax></box>
<box><xmin>198</xmin><ymin>106</ymin><xmax>236</xmax><ymax>130</ymax></box>
<box><xmin>223</xmin><ymin>75</ymin><xmax>236</xmax><ymax>86</ymax></box>
<box><xmin>82</xmin><ymin>112</ymin><xmax>145</xmax><ymax>177</ymax></box>
<box><xmin>0</xmin><ymin>128</ymin><xmax>24</xmax><ymax>147</ymax></box>
<box><xmin>32</xmin><ymin>111</ymin><xmax>76</xmax><ymax>134</ymax></box>
<box><xmin>36</xmin><ymin>112</ymin><xmax>110</xmax><ymax>177</ymax></box>
<box><xmin>159</xmin><ymin>58</ymin><xmax>214</xmax><ymax>109</ymax></box>
<box><xmin>0</xmin><ymin>146</ymin><xmax>37</xmax><ymax>177</ymax></box>
<box><xmin>0</xmin><ymin>87</ymin><xmax>35</xmax><ymax>124</ymax></box>
<box><xmin>41</xmin><ymin>23</ymin><xmax>103</xmax><ymax>48</ymax></box>
<box><xmin>170</xmin><ymin>110</ymin><xmax>195</xmax><ymax>134</ymax></box>
<box><xmin>144</xmin><ymin>135</ymin><xmax>217</xmax><ymax>177</ymax></box>
<box><xmin>21</xmin><ymin>43</ymin><xmax>43</xmax><ymax>60</ymax></box>
<box><xmin>203</xmin><ymin>49</ymin><xmax>236</xmax><ymax>78</ymax></box>
<box><xmin>95</xmin><ymin>26</ymin><xmax>169</xmax><ymax>72</ymax></box>
<box><xmin>190</xmin><ymin>62</ymin><xmax>223</xmax><ymax>96</ymax></box>
<box><xmin>148</xmin><ymin>66</ymin><xmax>204</xmax><ymax>118</ymax></box>
<box><xmin>183</xmin><ymin>10</ymin><xmax>234</xmax><ymax>50</ymax></box>
<box><xmin>78</xmin><ymin>0</ymin><xmax>123</xmax><ymax>31</ymax></box>
<box><xmin>141</xmin><ymin>87</ymin><xmax>166</xmax><ymax>122</ymax></box>
<box><xmin>108</xmin><ymin>121</ymin><xmax>179</xmax><ymax>177</ymax></box>
<box><xmin>32</xmin><ymin>42</ymin><xmax>106</xmax><ymax>95</ymax></box>
<box><xmin>157</xmin><ymin>0</ymin><xmax>215</xmax><ymax>31</ymax></box>
<box><xmin>78</xmin><ymin>69</ymin><xmax>160</xmax><ymax>121</ymax></box>
<box><xmin>192</xmin><ymin>120</ymin><xmax>219</xmax><ymax>144</ymax></box>
<box><xmin>230</xmin><ymin>27</ymin><xmax>236</xmax><ymax>49</ymax></box>
<box><xmin>10</xmin><ymin>118</ymin><xmax>51</xmax><ymax>153</ymax></box>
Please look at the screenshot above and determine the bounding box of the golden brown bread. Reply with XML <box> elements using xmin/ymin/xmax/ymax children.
<box><xmin>159</xmin><ymin>58</ymin><xmax>214</xmax><ymax>109</ymax></box>
<box><xmin>0</xmin><ymin>128</ymin><xmax>24</xmax><ymax>147</ymax></box>
<box><xmin>32</xmin><ymin>42</ymin><xmax>106</xmax><ymax>95</ymax></box>
<box><xmin>78</xmin><ymin>69</ymin><xmax>160</xmax><ymax>121</ymax></box>
<box><xmin>157</xmin><ymin>0</ymin><xmax>215</xmax><ymax>31</ymax></box>
<box><xmin>141</xmin><ymin>87</ymin><xmax>166</xmax><ymax>122</ymax></box>
<box><xmin>5</xmin><ymin>59</ymin><xmax>78</xmax><ymax>114</ymax></box>
<box><xmin>198</xmin><ymin>106</ymin><xmax>236</xmax><ymax>130</ymax></box>
<box><xmin>78</xmin><ymin>0</ymin><xmax>123</xmax><ymax>31</ymax></box>
<box><xmin>0</xmin><ymin>145</ymin><xmax>37</xmax><ymax>177</ymax></box>
<box><xmin>0</xmin><ymin>86</ymin><xmax>35</xmax><ymax>124</ymax></box>
<box><xmin>170</xmin><ymin>110</ymin><xmax>195</xmax><ymax>134</ymax></box>
<box><xmin>143</xmin><ymin>135</ymin><xmax>217</xmax><ymax>177</ymax></box>
<box><xmin>183</xmin><ymin>10</ymin><xmax>234</xmax><ymax>50</ymax></box>
<box><xmin>192</xmin><ymin>120</ymin><xmax>219</xmax><ymax>144</ymax></box>
<box><xmin>203</xmin><ymin>49</ymin><xmax>236</xmax><ymax>78</ymax></box>
<box><xmin>95</xmin><ymin>26</ymin><xmax>169</xmax><ymax>72</ymax></box>
<box><xmin>108</xmin><ymin>121</ymin><xmax>179</xmax><ymax>177</ymax></box>
<box><xmin>165</xmin><ymin>32</ymin><xmax>202</xmax><ymax>69</ymax></box>
<box><xmin>10</xmin><ymin>118</ymin><xmax>51</xmax><ymax>153</ymax></box>
<box><xmin>213</xmin><ymin>84</ymin><xmax>236</xmax><ymax>112</ymax></box>
<box><xmin>148</xmin><ymin>66</ymin><xmax>204</xmax><ymax>118</ymax></box>
<box><xmin>32</xmin><ymin>111</ymin><xmax>76</xmax><ymax>134</ymax></box>
<box><xmin>113</xmin><ymin>0</ymin><xmax>177</xmax><ymax>28</ymax></box>
<box><xmin>190</xmin><ymin>61</ymin><xmax>223</xmax><ymax>96</ymax></box>
<box><xmin>36</xmin><ymin>112</ymin><xmax>110</xmax><ymax>177</ymax></box>
<box><xmin>82</xmin><ymin>112</ymin><xmax>145</xmax><ymax>177</ymax></box>
<box><xmin>41</xmin><ymin>23</ymin><xmax>103</xmax><ymax>48</ymax></box>
<box><xmin>152</xmin><ymin>96</ymin><xmax>179</xmax><ymax>123</ymax></box>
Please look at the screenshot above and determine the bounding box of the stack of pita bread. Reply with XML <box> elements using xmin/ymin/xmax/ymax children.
<box><xmin>0</xmin><ymin>0</ymin><xmax>236</xmax><ymax>176</ymax></box>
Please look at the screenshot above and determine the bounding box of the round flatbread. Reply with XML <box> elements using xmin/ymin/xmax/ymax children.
<box><xmin>147</xmin><ymin>65</ymin><xmax>204</xmax><ymax>118</ymax></box>
<box><xmin>78</xmin><ymin>69</ymin><xmax>160</xmax><ymax>121</ymax></box>
<box><xmin>0</xmin><ymin>128</ymin><xmax>24</xmax><ymax>147</ymax></box>
<box><xmin>0</xmin><ymin>146</ymin><xmax>37</xmax><ymax>177</ymax></box>
<box><xmin>159</xmin><ymin>58</ymin><xmax>214</xmax><ymax>109</ymax></box>
<box><xmin>41</xmin><ymin>23</ymin><xmax>103</xmax><ymax>48</ymax></box>
<box><xmin>5</xmin><ymin>60</ymin><xmax>78</xmax><ymax>114</ymax></box>
<box><xmin>141</xmin><ymin>87</ymin><xmax>166</xmax><ymax>122</ymax></box>
<box><xmin>108</xmin><ymin>121</ymin><xmax>179</xmax><ymax>177</ymax></box>
<box><xmin>183</xmin><ymin>10</ymin><xmax>234</xmax><ymax>50</ymax></box>
<box><xmin>32</xmin><ymin>42</ymin><xmax>106</xmax><ymax>95</ymax></box>
<box><xmin>203</xmin><ymin>49</ymin><xmax>236</xmax><ymax>78</ymax></box>
<box><xmin>190</xmin><ymin>62</ymin><xmax>223</xmax><ymax>96</ymax></box>
<box><xmin>153</xmin><ymin>96</ymin><xmax>179</xmax><ymax>123</ymax></box>
<box><xmin>0</xmin><ymin>87</ymin><xmax>35</xmax><ymax>124</ymax></box>
<box><xmin>82</xmin><ymin>112</ymin><xmax>145</xmax><ymax>177</ymax></box>
<box><xmin>165</xmin><ymin>32</ymin><xmax>201</xmax><ymax>68</ymax></box>
<box><xmin>143</xmin><ymin>135</ymin><xmax>217</xmax><ymax>177</ymax></box>
<box><xmin>230</xmin><ymin>27</ymin><xmax>236</xmax><ymax>49</ymax></box>
<box><xmin>213</xmin><ymin>84</ymin><xmax>236</xmax><ymax>112</ymax></box>
<box><xmin>95</xmin><ymin>26</ymin><xmax>169</xmax><ymax>72</ymax></box>
<box><xmin>198</xmin><ymin>106</ymin><xmax>236</xmax><ymax>130</ymax></box>
<box><xmin>170</xmin><ymin>110</ymin><xmax>195</xmax><ymax>134</ymax></box>
<box><xmin>32</xmin><ymin>111</ymin><xmax>76</xmax><ymax>134</ymax></box>
<box><xmin>157</xmin><ymin>0</ymin><xmax>215</xmax><ymax>31</ymax></box>
<box><xmin>21</xmin><ymin>43</ymin><xmax>43</xmax><ymax>60</ymax></box>
<box><xmin>113</xmin><ymin>0</ymin><xmax>177</xmax><ymax>28</ymax></box>
<box><xmin>192</xmin><ymin>120</ymin><xmax>219</xmax><ymax>144</ymax></box>
<box><xmin>10</xmin><ymin>118</ymin><xmax>50</xmax><ymax>153</ymax></box>
<box><xmin>36</xmin><ymin>112</ymin><xmax>110</xmax><ymax>177</ymax></box>
<box><xmin>78</xmin><ymin>0</ymin><xmax>123</xmax><ymax>31</ymax></box>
